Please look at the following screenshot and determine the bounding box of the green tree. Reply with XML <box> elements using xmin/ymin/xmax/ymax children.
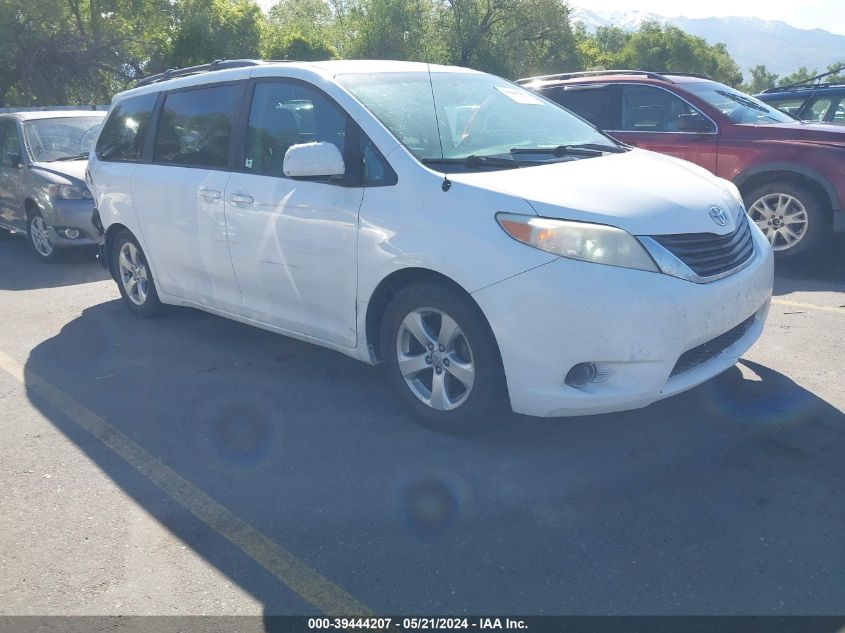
<box><xmin>615</xmin><ymin>21</ymin><xmax>742</xmax><ymax>87</ymax></box>
<box><xmin>440</xmin><ymin>0</ymin><xmax>580</xmax><ymax>78</ymax></box>
<box><xmin>164</xmin><ymin>0</ymin><xmax>265</xmax><ymax>69</ymax></box>
<box><xmin>741</xmin><ymin>64</ymin><xmax>779</xmax><ymax>93</ymax></box>
<box><xmin>0</xmin><ymin>0</ymin><xmax>173</xmax><ymax>106</ymax></box>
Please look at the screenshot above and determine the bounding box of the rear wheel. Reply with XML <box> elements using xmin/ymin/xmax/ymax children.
<box><xmin>381</xmin><ymin>282</ymin><xmax>507</xmax><ymax>434</ymax></box>
<box><xmin>111</xmin><ymin>229</ymin><xmax>163</xmax><ymax>317</ymax></box>
<box><xmin>27</xmin><ymin>210</ymin><xmax>61</xmax><ymax>262</ymax></box>
<box><xmin>744</xmin><ymin>182</ymin><xmax>829</xmax><ymax>260</ymax></box>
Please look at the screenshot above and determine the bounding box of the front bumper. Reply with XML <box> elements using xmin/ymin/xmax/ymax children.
<box><xmin>472</xmin><ymin>226</ymin><xmax>774</xmax><ymax>418</ymax></box>
<box><xmin>43</xmin><ymin>198</ymin><xmax>100</xmax><ymax>248</ymax></box>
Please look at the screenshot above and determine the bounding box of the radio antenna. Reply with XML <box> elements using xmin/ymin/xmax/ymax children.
<box><xmin>427</xmin><ymin>63</ymin><xmax>451</xmax><ymax>192</ymax></box>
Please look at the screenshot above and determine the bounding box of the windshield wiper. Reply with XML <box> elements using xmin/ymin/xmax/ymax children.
<box><xmin>421</xmin><ymin>155</ymin><xmax>522</xmax><ymax>170</ymax></box>
<box><xmin>50</xmin><ymin>154</ymin><xmax>89</xmax><ymax>162</ymax></box>
<box><xmin>510</xmin><ymin>143</ymin><xmax>624</xmax><ymax>158</ymax></box>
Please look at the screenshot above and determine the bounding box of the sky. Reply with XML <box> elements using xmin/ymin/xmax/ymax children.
<box><xmin>570</xmin><ymin>0</ymin><xmax>845</xmax><ymax>36</ymax></box>
<box><xmin>255</xmin><ymin>0</ymin><xmax>845</xmax><ymax>36</ymax></box>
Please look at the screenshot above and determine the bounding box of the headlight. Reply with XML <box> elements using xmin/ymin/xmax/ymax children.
<box><xmin>497</xmin><ymin>213</ymin><xmax>659</xmax><ymax>272</ymax></box>
<box><xmin>46</xmin><ymin>184</ymin><xmax>92</xmax><ymax>200</ymax></box>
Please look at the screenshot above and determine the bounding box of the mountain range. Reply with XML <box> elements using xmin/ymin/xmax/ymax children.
<box><xmin>570</xmin><ymin>8</ymin><xmax>845</xmax><ymax>78</ymax></box>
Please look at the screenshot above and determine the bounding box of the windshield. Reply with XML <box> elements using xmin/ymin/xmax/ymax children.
<box><xmin>23</xmin><ymin>116</ymin><xmax>103</xmax><ymax>162</ymax></box>
<box><xmin>337</xmin><ymin>71</ymin><xmax>616</xmax><ymax>166</ymax></box>
<box><xmin>683</xmin><ymin>81</ymin><xmax>794</xmax><ymax>124</ymax></box>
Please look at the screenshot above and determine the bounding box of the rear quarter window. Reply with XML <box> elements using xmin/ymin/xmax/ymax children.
<box><xmin>96</xmin><ymin>93</ymin><xmax>158</xmax><ymax>162</ymax></box>
<box><xmin>542</xmin><ymin>85</ymin><xmax>616</xmax><ymax>130</ymax></box>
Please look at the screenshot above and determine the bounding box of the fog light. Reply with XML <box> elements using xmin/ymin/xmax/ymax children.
<box><xmin>62</xmin><ymin>228</ymin><xmax>80</xmax><ymax>239</ymax></box>
<box><xmin>565</xmin><ymin>362</ymin><xmax>598</xmax><ymax>389</ymax></box>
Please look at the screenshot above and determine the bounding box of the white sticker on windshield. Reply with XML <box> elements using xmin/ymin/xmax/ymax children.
<box><xmin>495</xmin><ymin>86</ymin><xmax>544</xmax><ymax>105</ymax></box>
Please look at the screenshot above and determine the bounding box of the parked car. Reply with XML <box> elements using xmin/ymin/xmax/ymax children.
<box><xmin>755</xmin><ymin>67</ymin><xmax>845</xmax><ymax>124</ymax></box>
<box><xmin>521</xmin><ymin>70</ymin><xmax>845</xmax><ymax>260</ymax></box>
<box><xmin>0</xmin><ymin>110</ymin><xmax>105</xmax><ymax>260</ymax></box>
<box><xmin>89</xmin><ymin>60</ymin><xmax>773</xmax><ymax>433</ymax></box>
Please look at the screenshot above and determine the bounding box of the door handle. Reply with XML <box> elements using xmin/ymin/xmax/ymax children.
<box><xmin>229</xmin><ymin>193</ymin><xmax>255</xmax><ymax>205</ymax></box>
<box><xmin>198</xmin><ymin>188</ymin><xmax>222</xmax><ymax>200</ymax></box>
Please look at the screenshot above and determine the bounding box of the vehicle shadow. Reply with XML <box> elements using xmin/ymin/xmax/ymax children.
<box><xmin>21</xmin><ymin>301</ymin><xmax>845</xmax><ymax>616</ymax></box>
<box><xmin>0</xmin><ymin>236</ymin><xmax>108</xmax><ymax>290</ymax></box>
<box><xmin>773</xmin><ymin>233</ymin><xmax>845</xmax><ymax>297</ymax></box>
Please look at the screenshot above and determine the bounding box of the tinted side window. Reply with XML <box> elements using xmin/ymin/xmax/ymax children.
<box><xmin>154</xmin><ymin>85</ymin><xmax>239</xmax><ymax>168</ymax></box>
<box><xmin>96</xmin><ymin>93</ymin><xmax>157</xmax><ymax>162</ymax></box>
<box><xmin>245</xmin><ymin>82</ymin><xmax>347</xmax><ymax>177</ymax></box>
<box><xmin>620</xmin><ymin>85</ymin><xmax>713</xmax><ymax>133</ymax></box>
<box><xmin>544</xmin><ymin>86</ymin><xmax>615</xmax><ymax>130</ymax></box>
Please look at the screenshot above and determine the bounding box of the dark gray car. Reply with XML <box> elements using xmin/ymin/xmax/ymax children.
<box><xmin>0</xmin><ymin>111</ymin><xmax>105</xmax><ymax>261</ymax></box>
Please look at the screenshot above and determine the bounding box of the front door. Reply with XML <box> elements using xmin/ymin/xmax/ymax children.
<box><xmin>0</xmin><ymin>121</ymin><xmax>26</xmax><ymax>230</ymax></box>
<box><xmin>224</xmin><ymin>80</ymin><xmax>362</xmax><ymax>348</ymax></box>
<box><xmin>610</xmin><ymin>84</ymin><xmax>719</xmax><ymax>174</ymax></box>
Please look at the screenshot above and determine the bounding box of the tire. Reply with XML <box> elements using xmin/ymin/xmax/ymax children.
<box><xmin>743</xmin><ymin>181</ymin><xmax>830</xmax><ymax>260</ymax></box>
<box><xmin>0</xmin><ymin>227</ymin><xmax>12</xmax><ymax>240</ymax></box>
<box><xmin>26</xmin><ymin>209</ymin><xmax>62</xmax><ymax>262</ymax></box>
<box><xmin>111</xmin><ymin>229</ymin><xmax>164</xmax><ymax>317</ymax></box>
<box><xmin>380</xmin><ymin>282</ymin><xmax>507</xmax><ymax>434</ymax></box>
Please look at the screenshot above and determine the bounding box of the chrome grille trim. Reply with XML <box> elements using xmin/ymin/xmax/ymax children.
<box><xmin>639</xmin><ymin>213</ymin><xmax>756</xmax><ymax>284</ymax></box>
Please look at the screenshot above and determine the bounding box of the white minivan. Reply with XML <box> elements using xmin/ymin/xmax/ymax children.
<box><xmin>89</xmin><ymin>59</ymin><xmax>774</xmax><ymax>433</ymax></box>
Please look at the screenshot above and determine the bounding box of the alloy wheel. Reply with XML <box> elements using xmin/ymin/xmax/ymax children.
<box><xmin>29</xmin><ymin>216</ymin><xmax>53</xmax><ymax>257</ymax></box>
<box><xmin>748</xmin><ymin>193</ymin><xmax>809</xmax><ymax>251</ymax></box>
<box><xmin>396</xmin><ymin>307</ymin><xmax>475</xmax><ymax>411</ymax></box>
<box><xmin>118</xmin><ymin>242</ymin><xmax>149</xmax><ymax>306</ymax></box>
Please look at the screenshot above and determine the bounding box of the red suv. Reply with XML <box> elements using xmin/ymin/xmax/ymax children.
<box><xmin>520</xmin><ymin>70</ymin><xmax>845</xmax><ymax>260</ymax></box>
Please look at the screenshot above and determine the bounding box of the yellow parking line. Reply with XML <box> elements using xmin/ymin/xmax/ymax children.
<box><xmin>0</xmin><ymin>349</ymin><xmax>372</xmax><ymax>617</ymax></box>
<box><xmin>771</xmin><ymin>298</ymin><xmax>845</xmax><ymax>315</ymax></box>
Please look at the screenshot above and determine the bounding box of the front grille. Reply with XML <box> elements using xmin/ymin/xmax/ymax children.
<box><xmin>652</xmin><ymin>213</ymin><xmax>754</xmax><ymax>279</ymax></box>
<box><xmin>670</xmin><ymin>315</ymin><xmax>755</xmax><ymax>377</ymax></box>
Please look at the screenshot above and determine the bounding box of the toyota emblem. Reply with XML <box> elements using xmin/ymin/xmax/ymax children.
<box><xmin>709</xmin><ymin>206</ymin><xmax>728</xmax><ymax>226</ymax></box>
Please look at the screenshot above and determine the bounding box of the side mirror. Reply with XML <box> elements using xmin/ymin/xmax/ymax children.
<box><xmin>676</xmin><ymin>113</ymin><xmax>713</xmax><ymax>134</ymax></box>
<box><xmin>283</xmin><ymin>142</ymin><xmax>345</xmax><ymax>178</ymax></box>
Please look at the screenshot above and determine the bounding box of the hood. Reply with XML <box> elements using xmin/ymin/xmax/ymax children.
<box><xmin>31</xmin><ymin>159</ymin><xmax>88</xmax><ymax>184</ymax></box>
<box><xmin>742</xmin><ymin>121</ymin><xmax>845</xmax><ymax>146</ymax></box>
<box><xmin>446</xmin><ymin>149</ymin><xmax>743</xmax><ymax>236</ymax></box>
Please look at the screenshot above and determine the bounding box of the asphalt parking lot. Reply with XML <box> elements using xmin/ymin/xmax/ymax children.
<box><xmin>0</xmin><ymin>235</ymin><xmax>843</xmax><ymax>618</ymax></box>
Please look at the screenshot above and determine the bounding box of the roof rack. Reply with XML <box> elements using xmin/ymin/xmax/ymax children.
<box><xmin>662</xmin><ymin>71</ymin><xmax>712</xmax><ymax>80</ymax></box>
<box><xmin>763</xmin><ymin>65</ymin><xmax>845</xmax><ymax>93</ymax></box>
<box><xmin>135</xmin><ymin>59</ymin><xmax>269</xmax><ymax>88</ymax></box>
<box><xmin>516</xmin><ymin>70</ymin><xmax>673</xmax><ymax>85</ymax></box>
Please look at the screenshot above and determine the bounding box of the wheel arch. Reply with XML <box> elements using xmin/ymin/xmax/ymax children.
<box><xmin>364</xmin><ymin>267</ymin><xmax>502</xmax><ymax>365</ymax></box>
<box><xmin>733</xmin><ymin>164</ymin><xmax>839</xmax><ymax>216</ymax></box>
<box><xmin>103</xmin><ymin>222</ymin><xmax>131</xmax><ymax>281</ymax></box>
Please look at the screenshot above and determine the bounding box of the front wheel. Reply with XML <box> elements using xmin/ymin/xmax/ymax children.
<box><xmin>111</xmin><ymin>229</ymin><xmax>163</xmax><ymax>317</ymax></box>
<box><xmin>381</xmin><ymin>283</ymin><xmax>507</xmax><ymax>434</ymax></box>
<box><xmin>744</xmin><ymin>182</ymin><xmax>829</xmax><ymax>260</ymax></box>
<box><xmin>27</xmin><ymin>211</ymin><xmax>61</xmax><ymax>262</ymax></box>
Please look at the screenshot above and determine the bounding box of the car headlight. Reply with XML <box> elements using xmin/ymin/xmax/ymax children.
<box><xmin>46</xmin><ymin>184</ymin><xmax>92</xmax><ymax>200</ymax></box>
<box><xmin>496</xmin><ymin>213</ymin><xmax>659</xmax><ymax>272</ymax></box>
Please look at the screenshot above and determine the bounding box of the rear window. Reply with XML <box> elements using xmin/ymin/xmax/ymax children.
<box><xmin>153</xmin><ymin>84</ymin><xmax>240</xmax><ymax>168</ymax></box>
<box><xmin>96</xmin><ymin>93</ymin><xmax>157</xmax><ymax>162</ymax></box>
<box><xmin>543</xmin><ymin>85</ymin><xmax>616</xmax><ymax>130</ymax></box>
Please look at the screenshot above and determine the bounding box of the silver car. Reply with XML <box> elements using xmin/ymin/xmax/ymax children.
<box><xmin>0</xmin><ymin>111</ymin><xmax>105</xmax><ymax>261</ymax></box>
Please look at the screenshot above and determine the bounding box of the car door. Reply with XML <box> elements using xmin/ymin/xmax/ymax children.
<box><xmin>131</xmin><ymin>83</ymin><xmax>244</xmax><ymax>312</ymax></box>
<box><xmin>610</xmin><ymin>84</ymin><xmax>719</xmax><ymax>173</ymax></box>
<box><xmin>224</xmin><ymin>79</ymin><xmax>363</xmax><ymax>348</ymax></box>
<box><xmin>0</xmin><ymin>120</ymin><xmax>27</xmax><ymax>231</ymax></box>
